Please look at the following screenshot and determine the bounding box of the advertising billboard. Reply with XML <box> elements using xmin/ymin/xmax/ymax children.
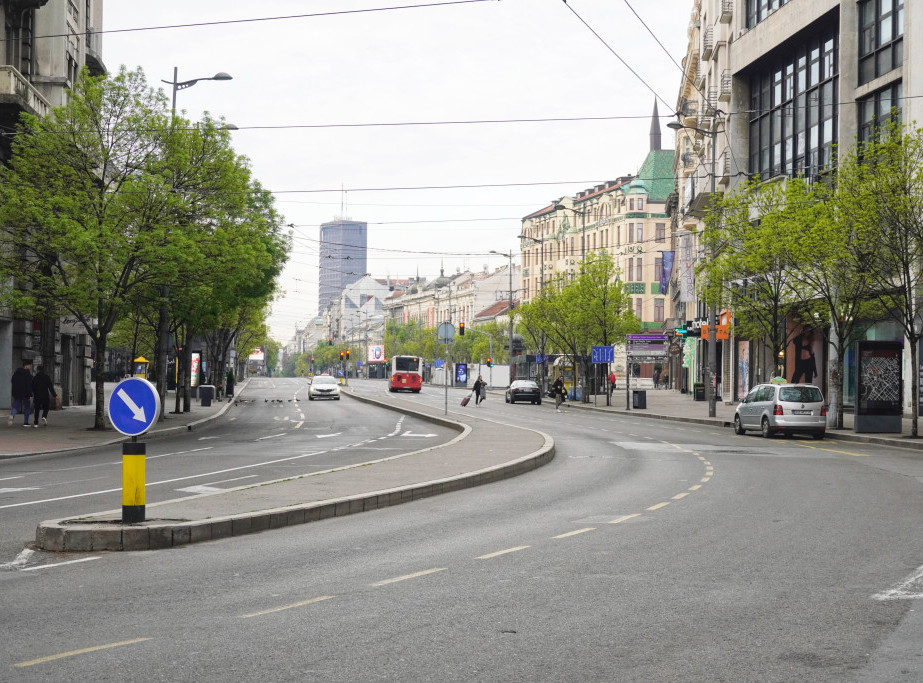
<box><xmin>367</xmin><ymin>345</ymin><xmax>385</xmax><ymax>363</ymax></box>
<box><xmin>248</xmin><ymin>347</ymin><xmax>265</xmax><ymax>362</ymax></box>
<box><xmin>190</xmin><ymin>352</ymin><xmax>201</xmax><ymax>387</ymax></box>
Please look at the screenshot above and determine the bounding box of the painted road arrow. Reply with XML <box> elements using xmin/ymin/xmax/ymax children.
<box><xmin>117</xmin><ymin>388</ymin><xmax>147</xmax><ymax>422</ymax></box>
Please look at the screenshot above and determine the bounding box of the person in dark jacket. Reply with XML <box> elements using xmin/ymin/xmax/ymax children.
<box><xmin>31</xmin><ymin>366</ymin><xmax>57</xmax><ymax>428</ymax></box>
<box><xmin>9</xmin><ymin>359</ymin><xmax>33</xmax><ymax>427</ymax></box>
<box><xmin>472</xmin><ymin>375</ymin><xmax>486</xmax><ymax>406</ymax></box>
<box><xmin>552</xmin><ymin>376</ymin><xmax>566</xmax><ymax>412</ymax></box>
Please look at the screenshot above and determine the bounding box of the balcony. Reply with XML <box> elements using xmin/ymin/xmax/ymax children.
<box><xmin>85</xmin><ymin>28</ymin><xmax>107</xmax><ymax>77</ymax></box>
<box><xmin>681</xmin><ymin>152</ymin><xmax>697</xmax><ymax>169</ymax></box>
<box><xmin>718</xmin><ymin>150</ymin><xmax>731</xmax><ymax>185</ymax></box>
<box><xmin>719</xmin><ymin>69</ymin><xmax>732</xmax><ymax>102</ymax></box>
<box><xmin>0</xmin><ymin>65</ymin><xmax>51</xmax><ymax>119</ymax></box>
<box><xmin>720</xmin><ymin>0</ymin><xmax>733</xmax><ymax>23</ymax></box>
<box><xmin>702</xmin><ymin>25</ymin><xmax>714</xmax><ymax>60</ymax></box>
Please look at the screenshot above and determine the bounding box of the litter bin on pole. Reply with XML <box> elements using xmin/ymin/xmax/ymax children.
<box><xmin>693</xmin><ymin>383</ymin><xmax>705</xmax><ymax>401</ymax></box>
<box><xmin>632</xmin><ymin>390</ymin><xmax>647</xmax><ymax>409</ymax></box>
<box><xmin>199</xmin><ymin>385</ymin><xmax>215</xmax><ymax>407</ymax></box>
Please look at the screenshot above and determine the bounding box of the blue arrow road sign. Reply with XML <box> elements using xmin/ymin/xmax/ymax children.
<box><xmin>591</xmin><ymin>345</ymin><xmax>615</xmax><ymax>364</ymax></box>
<box><xmin>107</xmin><ymin>377</ymin><xmax>161</xmax><ymax>437</ymax></box>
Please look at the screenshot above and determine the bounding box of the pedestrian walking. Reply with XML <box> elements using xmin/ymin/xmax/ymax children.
<box><xmin>608</xmin><ymin>371</ymin><xmax>617</xmax><ymax>397</ymax></box>
<box><xmin>31</xmin><ymin>366</ymin><xmax>57</xmax><ymax>428</ymax></box>
<box><xmin>552</xmin><ymin>376</ymin><xmax>566</xmax><ymax>412</ymax></box>
<box><xmin>653</xmin><ymin>367</ymin><xmax>661</xmax><ymax>390</ymax></box>
<box><xmin>8</xmin><ymin>359</ymin><xmax>33</xmax><ymax>427</ymax></box>
<box><xmin>473</xmin><ymin>375</ymin><xmax>486</xmax><ymax>406</ymax></box>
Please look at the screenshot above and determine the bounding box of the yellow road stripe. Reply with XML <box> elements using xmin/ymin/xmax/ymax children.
<box><xmin>477</xmin><ymin>546</ymin><xmax>530</xmax><ymax>559</ymax></box>
<box><xmin>688</xmin><ymin>484</ymin><xmax>702</xmax><ymax>491</ymax></box>
<box><xmin>797</xmin><ymin>443</ymin><xmax>869</xmax><ymax>457</ymax></box>
<box><xmin>553</xmin><ymin>527</ymin><xmax>596</xmax><ymax>539</ymax></box>
<box><xmin>609</xmin><ymin>513</ymin><xmax>641</xmax><ymax>524</ymax></box>
<box><xmin>15</xmin><ymin>638</ymin><xmax>150</xmax><ymax>668</ymax></box>
<box><xmin>371</xmin><ymin>568</ymin><xmax>446</xmax><ymax>587</ymax></box>
<box><xmin>703</xmin><ymin>460</ymin><xmax>711</xmax><ymax>466</ymax></box>
<box><xmin>672</xmin><ymin>492</ymin><xmax>689</xmax><ymax>500</ymax></box>
<box><xmin>293</xmin><ymin>421</ymin><xmax>304</xmax><ymax>429</ymax></box>
<box><xmin>647</xmin><ymin>502</ymin><xmax>670</xmax><ymax>511</ymax></box>
<box><xmin>701</xmin><ymin>476</ymin><xmax>711</xmax><ymax>483</ymax></box>
<box><xmin>240</xmin><ymin>595</ymin><xmax>334</xmax><ymax>619</ymax></box>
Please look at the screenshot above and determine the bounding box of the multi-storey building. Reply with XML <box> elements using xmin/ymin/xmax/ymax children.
<box><xmin>317</xmin><ymin>218</ymin><xmax>368</xmax><ymax>316</ymax></box>
<box><xmin>0</xmin><ymin>0</ymin><xmax>106</xmax><ymax>409</ymax></box>
<box><xmin>669</xmin><ymin>0</ymin><xmax>918</xmax><ymax>404</ymax></box>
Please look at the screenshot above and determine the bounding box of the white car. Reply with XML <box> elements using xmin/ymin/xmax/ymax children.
<box><xmin>308</xmin><ymin>375</ymin><xmax>340</xmax><ymax>400</ymax></box>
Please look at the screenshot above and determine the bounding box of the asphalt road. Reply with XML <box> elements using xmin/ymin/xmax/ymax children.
<box><xmin>0</xmin><ymin>377</ymin><xmax>458</xmax><ymax>565</ymax></box>
<box><xmin>3</xmin><ymin>378</ymin><xmax>923</xmax><ymax>681</ymax></box>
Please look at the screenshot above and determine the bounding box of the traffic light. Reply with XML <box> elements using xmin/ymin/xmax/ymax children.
<box><xmin>339</xmin><ymin>351</ymin><xmax>345</xmax><ymax>361</ymax></box>
<box><xmin>310</xmin><ymin>356</ymin><xmax>315</xmax><ymax>363</ymax></box>
<box><xmin>459</xmin><ymin>322</ymin><xmax>465</xmax><ymax>336</ymax></box>
<box><xmin>345</xmin><ymin>350</ymin><xmax>350</xmax><ymax>360</ymax></box>
<box><xmin>486</xmin><ymin>357</ymin><xmax>492</xmax><ymax>367</ymax></box>
<box><xmin>328</xmin><ymin>338</ymin><xmax>333</xmax><ymax>346</ymax></box>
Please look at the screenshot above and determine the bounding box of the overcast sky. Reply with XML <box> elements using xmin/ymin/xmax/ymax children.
<box><xmin>104</xmin><ymin>0</ymin><xmax>693</xmax><ymax>343</ymax></box>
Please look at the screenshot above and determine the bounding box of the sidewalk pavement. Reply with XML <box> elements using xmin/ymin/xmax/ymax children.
<box><xmin>27</xmin><ymin>383</ymin><xmax>923</xmax><ymax>554</ymax></box>
<box><xmin>1</xmin><ymin>381</ymin><xmax>242</xmax><ymax>459</ymax></box>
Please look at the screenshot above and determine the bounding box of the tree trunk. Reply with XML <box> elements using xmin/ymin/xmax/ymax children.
<box><xmin>93</xmin><ymin>333</ymin><xmax>108</xmax><ymax>430</ymax></box>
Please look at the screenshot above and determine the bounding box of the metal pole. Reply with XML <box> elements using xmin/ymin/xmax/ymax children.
<box><xmin>508</xmin><ymin>250</ymin><xmax>514</xmax><ymax>385</ymax></box>
<box><xmin>707</xmin><ymin>129</ymin><xmax>717</xmax><ymax>418</ymax></box>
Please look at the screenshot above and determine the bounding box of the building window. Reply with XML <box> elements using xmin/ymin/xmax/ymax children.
<box><xmin>654</xmin><ymin>298</ymin><xmax>665</xmax><ymax>323</ymax></box>
<box><xmin>637</xmin><ymin>198</ymin><xmax>644</xmax><ymax>211</ymax></box>
<box><xmin>858</xmin><ymin>81</ymin><xmax>902</xmax><ymax>143</ymax></box>
<box><xmin>746</xmin><ymin>0</ymin><xmax>792</xmax><ymax>29</ymax></box>
<box><xmin>859</xmin><ymin>0</ymin><xmax>904</xmax><ymax>85</ymax></box>
<box><xmin>635</xmin><ymin>298</ymin><xmax>643</xmax><ymax>319</ymax></box>
<box><xmin>628</xmin><ymin>259</ymin><xmax>634</xmax><ymax>281</ymax></box>
<box><xmin>629</xmin><ymin>198</ymin><xmax>635</xmax><ymax>211</ymax></box>
<box><xmin>748</xmin><ymin>24</ymin><xmax>838</xmax><ymax>180</ymax></box>
<box><xmin>655</xmin><ymin>223</ymin><xmax>665</xmax><ymax>243</ymax></box>
<box><xmin>636</xmin><ymin>224</ymin><xmax>643</xmax><ymax>243</ymax></box>
<box><xmin>635</xmin><ymin>257</ymin><xmax>643</xmax><ymax>281</ymax></box>
<box><xmin>655</xmin><ymin>256</ymin><xmax>663</xmax><ymax>282</ymax></box>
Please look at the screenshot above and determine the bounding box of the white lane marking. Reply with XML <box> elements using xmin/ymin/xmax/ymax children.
<box><xmin>176</xmin><ymin>485</ymin><xmax>223</xmax><ymax>494</ymax></box>
<box><xmin>371</xmin><ymin>568</ymin><xmax>446</xmax><ymax>587</ymax></box>
<box><xmin>316</xmin><ymin>433</ymin><xmax>342</xmax><ymax>439</ymax></box>
<box><xmin>146</xmin><ymin>447</ymin><xmax>214</xmax><ymax>461</ymax></box>
<box><xmin>402</xmin><ymin>431</ymin><xmax>436</xmax><ymax>437</ymax></box>
<box><xmin>204</xmin><ymin>475</ymin><xmax>258</xmax><ymax>486</ymax></box>
<box><xmin>241</xmin><ymin>595</ymin><xmax>335</xmax><ymax>619</ymax></box>
<box><xmin>873</xmin><ymin>565</ymin><xmax>923</xmax><ymax>600</ymax></box>
<box><xmin>0</xmin><ymin>487</ymin><xmax>41</xmax><ymax>493</ymax></box>
<box><xmin>553</xmin><ymin>528</ymin><xmax>596</xmax><ymax>539</ymax></box>
<box><xmin>256</xmin><ymin>433</ymin><xmax>287</xmax><ymax>441</ymax></box>
<box><xmin>0</xmin><ymin>475</ymin><xmax>25</xmax><ymax>482</ymax></box>
<box><xmin>477</xmin><ymin>546</ymin><xmax>530</xmax><ymax>560</ymax></box>
<box><xmin>0</xmin><ymin>548</ymin><xmax>35</xmax><ymax>570</ymax></box>
<box><xmin>0</xmin><ymin>451</ymin><xmax>325</xmax><ymax>509</ymax></box>
<box><xmin>197</xmin><ymin>436</ymin><xmax>219</xmax><ymax>441</ymax></box>
<box><xmin>21</xmin><ymin>557</ymin><xmax>100</xmax><ymax>571</ymax></box>
<box><xmin>14</xmin><ymin>637</ymin><xmax>150</xmax><ymax>668</ymax></box>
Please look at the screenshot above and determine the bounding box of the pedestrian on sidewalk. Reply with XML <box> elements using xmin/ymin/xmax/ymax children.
<box><xmin>608</xmin><ymin>371</ymin><xmax>617</xmax><ymax>397</ymax></box>
<box><xmin>31</xmin><ymin>365</ymin><xmax>57</xmax><ymax>428</ymax></box>
<box><xmin>552</xmin><ymin>376</ymin><xmax>566</xmax><ymax>412</ymax></box>
<box><xmin>473</xmin><ymin>375</ymin><xmax>486</xmax><ymax>406</ymax></box>
<box><xmin>8</xmin><ymin>359</ymin><xmax>33</xmax><ymax>427</ymax></box>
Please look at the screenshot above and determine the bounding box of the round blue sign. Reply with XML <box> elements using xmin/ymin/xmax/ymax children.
<box><xmin>107</xmin><ymin>377</ymin><xmax>161</xmax><ymax>436</ymax></box>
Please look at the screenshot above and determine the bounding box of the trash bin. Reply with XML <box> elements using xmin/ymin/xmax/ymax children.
<box><xmin>632</xmin><ymin>389</ymin><xmax>647</xmax><ymax>409</ymax></box>
<box><xmin>693</xmin><ymin>383</ymin><xmax>705</xmax><ymax>401</ymax></box>
<box><xmin>199</xmin><ymin>385</ymin><xmax>215</xmax><ymax>407</ymax></box>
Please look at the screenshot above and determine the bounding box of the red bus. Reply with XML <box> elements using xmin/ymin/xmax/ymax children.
<box><xmin>389</xmin><ymin>355</ymin><xmax>423</xmax><ymax>393</ymax></box>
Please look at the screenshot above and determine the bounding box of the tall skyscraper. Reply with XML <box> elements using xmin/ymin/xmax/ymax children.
<box><xmin>318</xmin><ymin>219</ymin><xmax>368</xmax><ymax>316</ymax></box>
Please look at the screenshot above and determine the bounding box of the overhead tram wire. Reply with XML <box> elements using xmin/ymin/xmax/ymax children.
<box><xmin>0</xmin><ymin>1</ymin><xmax>498</xmax><ymax>43</ymax></box>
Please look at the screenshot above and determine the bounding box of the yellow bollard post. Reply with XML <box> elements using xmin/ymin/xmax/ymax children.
<box><xmin>122</xmin><ymin>440</ymin><xmax>146</xmax><ymax>523</ymax></box>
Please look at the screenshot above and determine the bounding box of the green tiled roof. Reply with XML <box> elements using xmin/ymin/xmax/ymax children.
<box><xmin>635</xmin><ymin>149</ymin><xmax>674</xmax><ymax>202</ymax></box>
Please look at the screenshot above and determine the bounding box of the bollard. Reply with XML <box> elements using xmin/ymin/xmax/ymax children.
<box><xmin>122</xmin><ymin>440</ymin><xmax>146</xmax><ymax>523</ymax></box>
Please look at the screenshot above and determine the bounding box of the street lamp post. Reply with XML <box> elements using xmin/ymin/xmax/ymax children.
<box><xmin>668</xmin><ymin>116</ymin><xmax>722</xmax><ymax>419</ymax></box>
<box><xmin>491</xmin><ymin>250</ymin><xmax>515</xmax><ymax>385</ymax></box>
<box><xmin>154</xmin><ymin>67</ymin><xmax>232</xmax><ymax>419</ymax></box>
<box><xmin>518</xmin><ymin>232</ymin><xmax>547</xmax><ymax>393</ymax></box>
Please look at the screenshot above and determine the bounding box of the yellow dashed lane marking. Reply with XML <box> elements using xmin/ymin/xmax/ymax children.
<box><xmin>15</xmin><ymin>638</ymin><xmax>151</xmax><ymax>668</ymax></box>
<box><xmin>477</xmin><ymin>546</ymin><xmax>530</xmax><ymax>559</ymax></box>
<box><xmin>701</xmin><ymin>476</ymin><xmax>711</xmax><ymax>483</ymax></box>
<box><xmin>688</xmin><ymin>484</ymin><xmax>702</xmax><ymax>491</ymax></box>
<box><xmin>553</xmin><ymin>527</ymin><xmax>596</xmax><ymax>539</ymax></box>
<box><xmin>672</xmin><ymin>492</ymin><xmax>689</xmax><ymax>500</ymax></box>
<box><xmin>240</xmin><ymin>595</ymin><xmax>335</xmax><ymax>619</ymax></box>
<box><xmin>647</xmin><ymin>502</ymin><xmax>670</xmax><ymax>511</ymax></box>
<box><xmin>293</xmin><ymin>421</ymin><xmax>304</xmax><ymax>429</ymax></box>
<box><xmin>610</xmin><ymin>513</ymin><xmax>641</xmax><ymax>524</ymax></box>
<box><xmin>797</xmin><ymin>443</ymin><xmax>870</xmax><ymax>457</ymax></box>
<box><xmin>371</xmin><ymin>568</ymin><xmax>446</xmax><ymax>586</ymax></box>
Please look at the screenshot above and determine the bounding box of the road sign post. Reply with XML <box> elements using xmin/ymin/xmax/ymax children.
<box><xmin>107</xmin><ymin>378</ymin><xmax>161</xmax><ymax>523</ymax></box>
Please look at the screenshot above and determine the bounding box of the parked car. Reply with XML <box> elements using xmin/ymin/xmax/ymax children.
<box><xmin>734</xmin><ymin>383</ymin><xmax>826</xmax><ymax>438</ymax></box>
<box><xmin>308</xmin><ymin>374</ymin><xmax>340</xmax><ymax>400</ymax></box>
<box><xmin>505</xmin><ymin>380</ymin><xmax>542</xmax><ymax>405</ymax></box>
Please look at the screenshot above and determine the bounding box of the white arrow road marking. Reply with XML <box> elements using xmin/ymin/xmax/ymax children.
<box><xmin>0</xmin><ymin>548</ymin><xmax>34</xmax><ymax>570</ymax></box>
<box><xmin>873</xmin><ymin>565</ymin><xmax>923</xmax><ymax>600</ymax></box>
<box><xmin>177</xmin><ymin>485</ymin><xmax>224</xmax><ymax>494</ymax></box>
<box><xmin>402</xmin><ymin>431</ymin><xmax>436</xmax><ymax>437</ymax></box>
<box><xmin>316</xmin><ymin>432</ymin><xmax>342</xmax><ymax>439</ymax></box>
<box><xmin>116</xmin><ymin>388</ymin><xmax>147</xmax><ymax>422</ymax></box>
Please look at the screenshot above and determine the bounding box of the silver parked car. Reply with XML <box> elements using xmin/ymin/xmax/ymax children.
<box><xmin>734</xmin><ymin>383</ymin><xmax>827</xmax><ymax>439</ymax></box>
